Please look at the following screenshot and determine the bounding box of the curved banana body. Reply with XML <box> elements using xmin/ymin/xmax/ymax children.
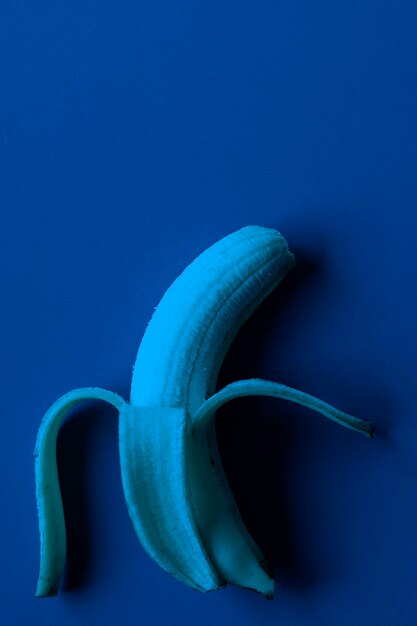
<box><xmin>125</xmin><ymin>226</ymin><xmax>294</xmax><ymax>595</ymax></box>
<box><xmin>130</xmin><ymin>226</ymin><xmax>294</xmax><ymax>410</ymax></box>
<box><xmin>34</xmin><ymin>226</ymin><xmax>373</xmax><ymax>598</ymax></box>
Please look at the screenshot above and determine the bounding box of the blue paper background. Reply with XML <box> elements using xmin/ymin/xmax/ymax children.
<box><xmin>1</xmin><ymin>1</ymin><xmax>417</xmax><ymax>624</ymax></box>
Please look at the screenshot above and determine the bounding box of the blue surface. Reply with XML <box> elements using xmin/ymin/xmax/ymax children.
<box><xmin>1</xmin><ymin>1</ymin><xmax>417</xmax><ymax>624</ymax></box>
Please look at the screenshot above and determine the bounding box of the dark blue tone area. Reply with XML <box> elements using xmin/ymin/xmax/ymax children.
<box><xmin>1</xmin><ymin>1</ymin><xmax>417</xmax><ymax>624</ymax></box>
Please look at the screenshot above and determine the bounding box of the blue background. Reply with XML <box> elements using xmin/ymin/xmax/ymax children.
<box><xmin>1</xmin><ymin>1</ymin><xmax>417</xmax><ymax>624</ymax></box>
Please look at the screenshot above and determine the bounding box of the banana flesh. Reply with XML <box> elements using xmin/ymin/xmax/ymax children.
<box><xmin>34</xmin><ymin>225</ymin><xmax>373</xmax><ymax>599</ymax></box>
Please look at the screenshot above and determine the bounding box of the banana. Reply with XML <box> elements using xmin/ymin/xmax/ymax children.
<box><xmin>34</xmin><ymin>225</ymin><xmax>373</xmax><ymax>599</ymax></box>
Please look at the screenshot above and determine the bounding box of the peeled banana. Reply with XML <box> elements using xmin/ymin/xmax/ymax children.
<box><xmin>34</xmin><ymin>225</ymin><xmax>373</xmax><ymax>598</ymax></box>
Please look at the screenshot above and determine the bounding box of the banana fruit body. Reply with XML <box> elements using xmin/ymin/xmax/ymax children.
<box><xmin>34</xmin><ymin>225</ymin><xmax>373</xmax><ymax>598</ymax></box>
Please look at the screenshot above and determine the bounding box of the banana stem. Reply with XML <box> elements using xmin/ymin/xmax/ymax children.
<box><xmin>34</xmin><ymin>388</ymin><xmax>126</xmax><ymax>597</ymax></box>
<box><xmin>193</xmin><ymin>378</ymin><xmax>373</xmax><ymax>438</ymax></box>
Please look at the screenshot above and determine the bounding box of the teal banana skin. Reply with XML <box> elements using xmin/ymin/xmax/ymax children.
<box><xmin>34</xmin><ymin>225</ymin><xmax>373</xmax><ymax>598</ymax></box>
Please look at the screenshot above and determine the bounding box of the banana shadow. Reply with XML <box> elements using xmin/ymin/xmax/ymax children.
<box><xmin>57</xmin><ymin>406</ymin><xmax>103</xmax><ymax>591</ymax></box>
<box><xmin>215</xmin><ymin>249</ymin><xmax>391</xmax><ymax>594</ymax></box>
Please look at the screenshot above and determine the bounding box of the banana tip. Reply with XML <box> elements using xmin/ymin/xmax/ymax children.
<box><xmin>35</xmin><ymin>581</ymin><xmax>59</xmax><ymax>598</ymax></box>
<box><xmin>364</xmin><ymin>422</ymin><xmax>374</xmax><ymax>438</ymax></box>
